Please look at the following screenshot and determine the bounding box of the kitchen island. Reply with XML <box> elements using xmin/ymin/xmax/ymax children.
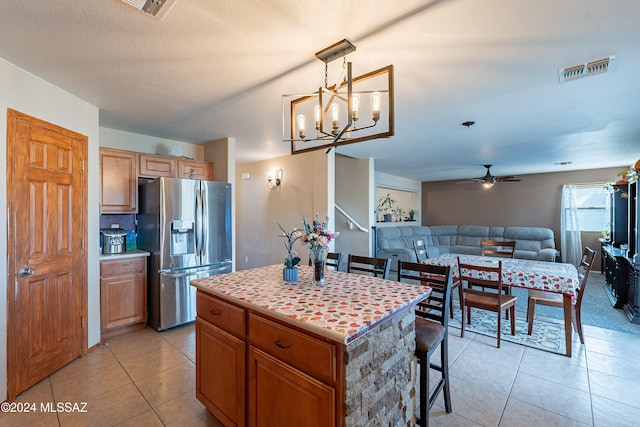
<box><xmin>191</xmin><ymin>264</ymin><xmax>431</xmax><ymax>427</ymax></box>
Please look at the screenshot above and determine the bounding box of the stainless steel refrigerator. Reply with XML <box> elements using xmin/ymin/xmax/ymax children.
<box><xmin>137</xmin><ymin>177</ymin><xmax>232</xmax><ymax>330</ymax></box>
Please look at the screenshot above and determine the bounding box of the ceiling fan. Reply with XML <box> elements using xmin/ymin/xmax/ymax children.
<box><xmin>457</xmin><ymin>164</ymin><xmax>521</xmax><ymax>188</ymax></box>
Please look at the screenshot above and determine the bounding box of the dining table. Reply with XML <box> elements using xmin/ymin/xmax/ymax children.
<box><xmin>422</xmin><ymin>253</ymin><xmax>580</xmax><ymax>357</ymax></box>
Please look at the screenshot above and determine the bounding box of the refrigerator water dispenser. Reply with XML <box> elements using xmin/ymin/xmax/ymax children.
<box><xmin>170</xmin><ymin>220</ymin><xmax>195</xmax><ymax>255</ymax></box>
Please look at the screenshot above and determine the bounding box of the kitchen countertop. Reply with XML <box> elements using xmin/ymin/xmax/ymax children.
<box><xmin>191</xmin><ymin>264</ymin><xmax>431</xmax><ymax>344</ymax></box>
<box><xmin>99</xmin><ymin>249</ymin><xmax>150</xmax><ymax>261</ymax></box>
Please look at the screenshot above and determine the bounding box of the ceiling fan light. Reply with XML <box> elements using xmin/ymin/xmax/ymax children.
<box><xmin>482</xmin><ymin>181</ymin><xmax>494</xmax><ymax>189</ymax></box>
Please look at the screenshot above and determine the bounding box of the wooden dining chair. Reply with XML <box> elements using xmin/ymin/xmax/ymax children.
<box><xmin>458</xmin><ymin>258</ymin><xmax>517</xmax><ymax>348</ymax></box>
<box><xmin>397</xmin><ymin>261</ymin><xmax>453</xmax><ymax>427</ymax></box>
<box><xmin>526</xmin><ymin>247</ymin><xmax>596</xmax><ymax>344</ymax></box>
<box><xmin>481</xmin><ymin>239</ymin><xmax>516</xmax><ymax>258</ymax></box>
<box><xmin>346</xmin><ymin>254</ymin><xmax>391</xmax><ymax>279</ymax></box>
<box><xmin>477</xmin><ymin>239</ymin><xmax>516</xmax><ymax>318</ymax></box>
<box><xmin>414</xmin><ymin>239</ymin><xmax>463</xmax><ymax>322</ymax></box>
<box><xmin>308</xmin><ymin>252</ymin><xmax>344</xmax><ymax>271</ymax></box>
<box><xmin>326</xmin><ymin>252</ymin><xmax>344</xmax><ymax>271</ymax></box>
<box><xmin>413</xmin><ymin>239</ymin><xmax>429</xmax><ymax>263</ymax></box>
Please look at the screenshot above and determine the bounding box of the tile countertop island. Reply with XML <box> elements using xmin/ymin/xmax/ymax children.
<box><xmin>191</xmin><ymin>264</ymin><xmax>431</xmax><ymax>427</ymax></box>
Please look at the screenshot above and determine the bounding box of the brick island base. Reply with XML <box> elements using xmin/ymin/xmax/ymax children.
<box><xmin>344</xmin><ymin>309</ymin><xmax>417</xmax><ymax>426</ymax></box>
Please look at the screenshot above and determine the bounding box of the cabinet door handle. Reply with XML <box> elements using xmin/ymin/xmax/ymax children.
<box><xmin>274</xmin><ymin>340</ymin><xmax>290</xmax><ymax>349</ymax></box>
<box><xmin>209</xmin><ymin>309</ymin><xmax>220</xmax><ymax>316</ymax></box>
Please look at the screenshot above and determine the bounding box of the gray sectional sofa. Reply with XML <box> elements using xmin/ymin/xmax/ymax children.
<box><xmin>376</xmin><ymin>225</ymin><xmax>557</xmax><ymax>265</ymax></box>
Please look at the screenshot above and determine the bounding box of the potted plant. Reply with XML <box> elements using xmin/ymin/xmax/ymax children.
<box><xmin>408</xmin><ymin>208</ymin><xmax>417</xmax><ymax>221</ymax></box>
<box><xmin>277</xmin><ymin>223</ymin><xmax>303</xmax><ymax>281</ymax></box>
<box><xmin>377</xmin><ymin>193</ymin><xmax>397</xmax><ymax>222</ymax></box>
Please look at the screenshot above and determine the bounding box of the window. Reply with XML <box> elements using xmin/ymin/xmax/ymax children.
<box><xmin>573</xmin><ymin>184</ymin><xmax>610</xmax><ymax>232</ymax></box>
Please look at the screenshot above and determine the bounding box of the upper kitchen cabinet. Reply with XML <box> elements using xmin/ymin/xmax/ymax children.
<box><xmin>178</xmin><ymin>159</ymin><xmax>214</xmax><ymax>180</ymax></box>
<box><xmin>100</xmin><ymin>148</ymin><xmax>138</xmax><ymax>213</ymax></box>
<box><xmin>139</xmin><ymin>153</ymin><xmax>177</xmax><ymax>178</ymax></box>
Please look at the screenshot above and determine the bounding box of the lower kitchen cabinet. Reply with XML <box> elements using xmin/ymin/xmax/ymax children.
<box><xmin>196</xmin><ymin>318</ymin><xmax>246</xmax><ymax>426</ymax></box>
<box><xmin>195</xmin><ymin>290</ymin><xmax>338</xmax><ymax>427</ymax></box>
<box><xmin>248</xmin><ymin>347</ymin><xmax>335</xmax><ymax>427</ymax></box>
<box><xmin>100</xmin><ymin>256</ymin><xmax>147</xmax><ymax>338</ymax></box>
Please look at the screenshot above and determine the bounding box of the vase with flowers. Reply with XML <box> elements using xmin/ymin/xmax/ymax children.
<box><xmin>302</xmin><ymin>215</ymin><xmax>339</xmax><ymax>285</ymax></box>
<box><xmin>277</xmin><ymin>223</ymin><xmax>303</xmax><ymax>282</ymax></box>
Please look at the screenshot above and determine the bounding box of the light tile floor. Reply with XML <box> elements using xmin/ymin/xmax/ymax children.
<box><xmin>2</xmin><ymin>318</ymin><xmax>640</xmax><ymax>426</ymax></box>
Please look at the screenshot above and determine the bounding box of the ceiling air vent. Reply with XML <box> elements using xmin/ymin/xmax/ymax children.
<box><xmin>559</xmin><ymin>54</ymin><xmax>616</xmax><ymax>83</ymax></box>
<box><xmin>121</xmin><ymin>0</ymin><xmax>176</xmax><ymax>19</ymax></box>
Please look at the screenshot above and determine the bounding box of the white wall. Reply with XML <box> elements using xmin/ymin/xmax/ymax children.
<box><xmin>235</xmin><ymin>151</ymin><xmax>333</xmax><ymax>270</ymax></box>
<box><xmin>335</xmin><ymin>155</ymin><xmax>374</xmax><ymax>258</ymax></box>
<box><xmin>99</xmin><ymin>127</ymin><xmax>204</xmax><ymax>159</ymax></box>
<box><xmin>0</xmin><ymin>58</ymin><xmax>101</xmax><ymax>401</ymax></box>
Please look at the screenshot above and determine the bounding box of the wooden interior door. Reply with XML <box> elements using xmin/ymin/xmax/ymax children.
<box><xmin>6</xmin><ymin>109</ymin><xmax>88</xmax><ymax>400</ymax></box>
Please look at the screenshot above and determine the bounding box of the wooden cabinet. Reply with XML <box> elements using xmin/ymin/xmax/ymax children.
<box><xmin>139</xmin><ymin>153</ymin><xmax>177</xmax><ymax>178</ymax></box>
<box><xmin>603</xmin><ymin>246</ymin><xmax>628</xmax><ymax>308</ymax></box>
<box><xmin>248</xmin><ymin>347</ymin><xmax>335</xmax><ymax>427</ymax></box>
<box><xmin>101</xmin><ymin>149</ymin><xmax>215</xmax><ymax>207</ymax></box>
<box><xmin>196</xmin><ymin>292</ymin><xmax>246</xmax><ymax>426</ymax></box>
<box><xmin>100</xmin><ymin>256</ymin><xmax>147</xmax><ymax>338</ymax></box>
<box><xmin>178</xmin><ymin>159</ymin><xmax>214</xmax><ymax>180</ymax></box>
<box><xmin>611</xmin><ymin>183</ymin><xmax>629</xmax><ymax>248</ymax></box>
<box><xmin>196</xmin><ymin>318</ymin><xmax>246</xmax><ymax>426</ymax></box>
<box><xmin>607</xmin><ymin>180</ymin><xmax>640</xmax><ymax>322</ymax></box>
<box><xmin>139</xmin><ymin>154</ymin><xmax>214</xmax><ymax>180</ymax></box>
<box><xmin>247</xmin><ymin>314</ymin><xmax>336</xmax><ymax>427</ymax></box>
<box><xmin>196</xmin><ymin>291</ymin><xmax>338</xmax><ymax>427</ymax></box>
<box><xmin>100</xmin><ymin>148</ymin><xmax>138</xmax><ymax>213</ymax></box>
<box><xmin>624</xmin><ymin>265</ymin><xmax>640</xmax><ymax>323</ymax></box>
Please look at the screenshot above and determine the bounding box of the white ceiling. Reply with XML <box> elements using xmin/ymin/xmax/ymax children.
<box><xmin>1</xmin><ymin>0</ymin><xmax>639</xmax><ymax>182</ymax></box>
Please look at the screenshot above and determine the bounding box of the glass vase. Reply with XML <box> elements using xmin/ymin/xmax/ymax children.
<box><xmin>310</xmin><ymin>246</ymin><xmax>328</xmax><ymax>286</ymax></box>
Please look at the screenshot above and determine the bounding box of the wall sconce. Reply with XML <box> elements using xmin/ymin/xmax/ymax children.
<box><xmin>267</xmin><ymin>169</ymin><xmax>283</xmax><ymax>189</ymax></box>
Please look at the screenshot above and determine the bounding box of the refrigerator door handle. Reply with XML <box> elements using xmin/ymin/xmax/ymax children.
<box><xmin>161</xmin><ymin>264</ymin><xmax>231</xmax><ymax>278</ymax></box>
<box><xmin>162</xmin><ymin>270</ymin><xmax>197</xmax><ymax>279</ymax></box>
<box><xmin>195</xmin><ymin>186</ymin><xmax>203</xmax><ymax>258</ymax></box>
<box><xmin>201</xmin><ymin>183</ymin><xmax>209</xmax><ymax>259</ymax></box>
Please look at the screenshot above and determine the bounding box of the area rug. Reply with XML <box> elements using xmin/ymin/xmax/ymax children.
<box><xmin>448</xmin><ymin>302</ymin><xmax>566</xmax><ymax>355</ymax></box>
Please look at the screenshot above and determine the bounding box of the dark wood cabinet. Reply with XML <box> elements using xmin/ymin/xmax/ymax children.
<box><xmin>629</xmin><ymin>181</ymin><xmax>637</xmax><ymax>257</ymax></box>
<box><xmin>605</xmin><ymin>179</ymin><xmax>640</xmax><ymax>321</ymax></box>
<box><xmin>603</xmin><ymin>246</ymin><xmax>628</xmax><ymax>308</ymax></box>
<box><xmin>624</xmin><ymin>265</ymin><xmax>640</xmax><ymax>323</ymax></box>
<box><xmin>611</xmin><ymin>183</ymin><xmax>629</xmax><ymax>248</ymax></box>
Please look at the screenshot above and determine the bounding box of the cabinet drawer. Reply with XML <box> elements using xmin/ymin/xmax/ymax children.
<box><xmin>249</xmin><ymin>313</ymin><xmax>337</xmax><ymax>384</ymax></box>
<box><xmin>197</xmin><ymin>291</ymin><xmax>246</xmax><ymax>337</ymax></box>
<box><xmin>100</xmin><ymin>257</ymin><xmax>145</xmax><ymax>276</ymax></box>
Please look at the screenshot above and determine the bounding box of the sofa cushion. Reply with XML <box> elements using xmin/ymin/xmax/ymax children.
<box><xmin>504</xmin><ymin>227</ymin><xmax>555</xmax><ymax>250</ymax></box>
<box><xmin>426</xmin><ymin>225</ymin><xmax>458</xmax><ymax>247</ymax></box>
<box><xmin>376</xmin><ymin>227</ymin><xmax>403</xmax><ymax>250</ymax></box>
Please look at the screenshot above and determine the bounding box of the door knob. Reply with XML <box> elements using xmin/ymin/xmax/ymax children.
<box><xmin>19</xmin><ymin>266</ymin><xmax>35</xmax><ymax>277</ymax></box>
